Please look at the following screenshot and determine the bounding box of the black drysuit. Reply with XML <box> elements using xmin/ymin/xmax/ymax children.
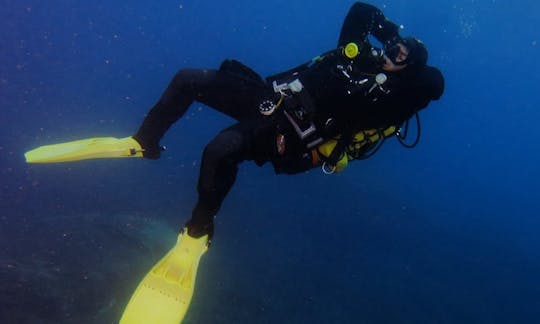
<box><xmin>133</xmin><ymin>2</ymin><xmax>445</xmax><ymax>238</ymax></box>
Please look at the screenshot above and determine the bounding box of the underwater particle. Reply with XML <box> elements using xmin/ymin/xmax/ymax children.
<box><xmin>456</xmin><ymin>6</ymin><xmax>477</xmax><ymax>39</ymax></box>
<box><xmin>533</xmin><ymin>40</ymin><xmax>537</xmax><ymax>46</ymax></box>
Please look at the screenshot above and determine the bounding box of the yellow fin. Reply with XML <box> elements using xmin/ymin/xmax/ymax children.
<box><xmin>24</xmin><ymin>136</ymin><xmax>143</xmax><ymax>163</ymax></box>
<box><xmin>120</xmin><ymin>231</ymin><xmax>208</xmax><ymax>324</ymax></box>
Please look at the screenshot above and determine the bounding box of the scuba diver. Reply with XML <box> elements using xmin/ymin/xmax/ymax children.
<box><xmin>25</xmin><ymin>2</ymin><xmax>444</xmax><ymax>323</ymax></box>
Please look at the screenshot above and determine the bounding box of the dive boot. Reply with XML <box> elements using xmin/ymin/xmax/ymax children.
<box><xmin>24</xmin><ymin>136</ymin><xmax>144</xmax><ymax>163</ymax></box>
<box><xmin>120</xmin><ymin>229</ymin><xmax>209</xmax><ymax>324</ymax></box>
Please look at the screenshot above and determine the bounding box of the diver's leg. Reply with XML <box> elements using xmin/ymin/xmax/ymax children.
<box><xmin>185</xmin><ymin>127</ymin><xmax>251</xmax><ymax>239</ymax></box>
<box><xmin>133</xmin><ymin>69</ymin><xmax>265</xmax><ymax>158</ymax></box>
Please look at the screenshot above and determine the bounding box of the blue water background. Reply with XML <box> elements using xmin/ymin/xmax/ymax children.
<box><xmin>1</xmin><ymin>0</ymin><xmax>540</xmax><ymax>323</ymax></box>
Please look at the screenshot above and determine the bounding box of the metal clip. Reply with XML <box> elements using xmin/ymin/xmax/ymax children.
<box><xmin>368</xmin><ymin>73</ymin><xmax>390</xmax><ymax>94</ymax></box>
<box><xmin>284</xmin><ymin>111</ymin><xmax>316</xmax><ymax>140</ymax></box>
<box><xmin>272</xmin><ymin>79</ymin><xmax>304</xmax><ymax>94</ymax></box>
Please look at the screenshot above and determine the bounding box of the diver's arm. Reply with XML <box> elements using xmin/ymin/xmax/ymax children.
<box><xmin>338</xmin><ymin>2</ymin><xmax>401</xmax><ymax>47</ymax></box>
<box><xmin>265</xmin><ymin>61</ymin><xmax>311</xmax><ymax>83</ymax></box>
